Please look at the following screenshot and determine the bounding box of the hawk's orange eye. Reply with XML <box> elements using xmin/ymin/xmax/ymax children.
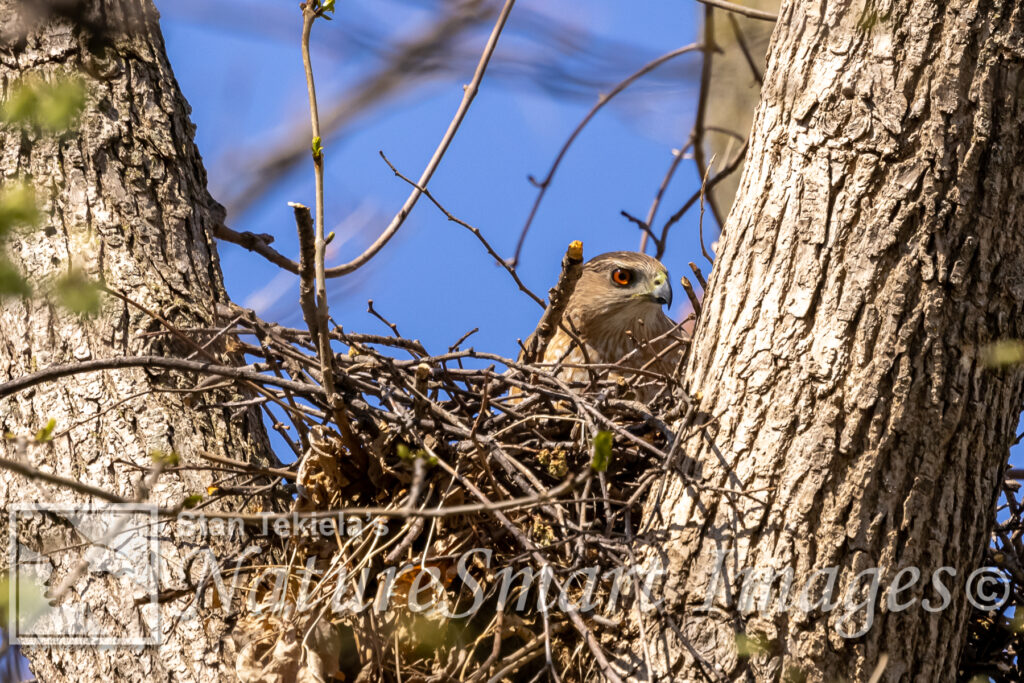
<box><xmin>611</xmin><ymin>268</ymin><xmax>632</xmax><ymax>286</ymax></box>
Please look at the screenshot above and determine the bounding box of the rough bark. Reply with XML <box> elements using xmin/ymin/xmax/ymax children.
<box><xmin>631</xmin><ymin>0</ymin><xmax>1024</xmax><ymax>680</ymax></box>
<box><xmin>0</xmin><ymin>2</ymin><xmax>276</xmax><ymax>681</ymax></box>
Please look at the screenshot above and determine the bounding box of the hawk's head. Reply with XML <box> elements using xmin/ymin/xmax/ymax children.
<box><xmin>565</xmin><ymin>251</ymin><xmax>673</xmax><ymax>340</ymax></box>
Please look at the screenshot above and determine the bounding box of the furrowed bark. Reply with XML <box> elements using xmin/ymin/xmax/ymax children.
<box><xmin>629</xmin><ymin>0</ymin><xmax>1024</xmax><ymax>680</ymax></box>
<box><xmin>0</xmin><ymin>2</ymin><xmax>277</xmax><ymax>681</ymax></box>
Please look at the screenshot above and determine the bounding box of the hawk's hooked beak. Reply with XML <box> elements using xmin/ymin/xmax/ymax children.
<box><xmin>649</xmin><ymin>274</ymin><xmax>672</xmax><ymax>308</ymax></box>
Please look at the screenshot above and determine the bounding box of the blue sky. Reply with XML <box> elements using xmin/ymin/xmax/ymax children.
<box><xmin>158</xmin><ymin>0</ymin><xmax>710</xmax><ymax>361</ymax></box>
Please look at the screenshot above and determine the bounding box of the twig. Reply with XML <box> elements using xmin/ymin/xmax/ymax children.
<box><xmin>299</xmin><ymin>4</ymin><xmax>370</xmax><ymax>470</ymax></box>
<box><xmin>211</xmin><ymin>2</ymin><xmax>515</xmax><ymax>281</ymax></box>
<box><xmin>0</xmin><ymin>356</ymin><xmax>326</xmax><ymax>400</ymax></box>
<box><xmin>726</xmin><ymin>13</ymin><xmax>765</xmax><ymax>85</ymax></box>
<box><xmin>449</xmin><ymin>327</ymin><xmax>480</xmax><ymax>352</ymax></box>
<box><xmin>378</xmin><ymin>151</ymin><xmax>545</xmax><ymax>308</ymax></box>
<box><xmin>510</xmin><ymin>42</ymin><xmax>702</xmax><ymax>266</ymax></box>
<box><xmin>656</xmin><ymin>138</ymin><xmax>747</xmax><ymax>258</ymax></box>
<box><xmin>221</xmin><ymin>2</ymin><xmax>493</xmax><ymax>218</ymax></box>
<box><xmin>367</xmin><ymin>299</ymin><xmax>403</xmax><ymax>338</ymax></box>
<box><xmin>620</xmin><ymin>210</ymin><xmax>661</xmax><ymax>253</ymax></box>
<box><xmin>212</xmin><ymin>222</ymin><xmax>300</xmax><ymax>275</ymax></box>
<box><xmin>322</xmin><ymin>0</ymin><xmax>517</xmax><ymax>277</ymax></box>
<box><xmin>696</xmin><ymin>0</ymin><xmax>777</xmax><ymax>22</ymax></box>
<box><xmin>198</xmin><ymin>452</ymin><xmax>297</xmax><ymax>481</ymax></box>
<box><xmin>299</xmin><ymin>3</ymin><xmax>332</xmax><ymax>374</ymax></box>
<box><xmin>637</xmin><ymin>142</ymin><xmax>694</xmax><ymax>253</ymax></box>
<box><xmin>520</xmin><ymin>241</ymin><xmax>586</xmax><ymax>364</ymax></box>
<box><xmin>691</xmin><ymin>8</ymin><xmax>724</xmax><ymax>231</ymax></box>
<box><xmin>688</xmin><ymin>262</ymin><xmax>708</xmax><ymax>290</ymax></box>
<box><xmin>175</xmin><ymin>474</ymin><xmax>584</xmax><ymax>522</ymax></box>
<box><xmin>0</xmin><ymin>454</ymin><xmax>129</xmax><ymax>504</ymax></box>
<box><xmin>680</xmin><ymin>276</ymin><xmax>702</xmax><ymax>319</ymax></box>
<box><xmin>291</xmin><ymin>202</ymin><xmax>319</xmax><ymax>342</ymax></box>
<box><xmin>867</xmin><ymin>654</ymin><xmax>889</xmax><ymax>683</ymax></box>
<box><xmin>698</xmin><ymin>155</ymin><xmax>716</xmax><ymax>265</ymax></box>
<box><xmin>106</xmin><ymin>286</ymin><xmax>314</xmax><ymax>427</ymax></box>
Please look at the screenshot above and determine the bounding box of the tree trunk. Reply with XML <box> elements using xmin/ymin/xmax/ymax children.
<box><xmin>0</xmin><ymin>2</ymin><xmax>276</xmax><ymax>681</ymax></box>
<box><xmin>631</xmin><ymin>0</ymin><xmax>1024</xmax><ymax>680</ymax></box>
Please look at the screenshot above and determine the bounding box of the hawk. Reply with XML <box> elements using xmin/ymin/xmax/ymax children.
<box><xmin>540</xmin><ymin>251</ymin><xmax>685</xmax><ymax>399</ymax></box>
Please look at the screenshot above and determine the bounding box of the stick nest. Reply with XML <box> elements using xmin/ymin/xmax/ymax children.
<box><xmin>208</xmin><ymin>290</ymin><xmax>694</xmax><ymax>682</ymax></box>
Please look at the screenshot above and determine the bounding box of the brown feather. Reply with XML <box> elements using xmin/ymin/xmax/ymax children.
<box><xmin>540</xmin><ymin>251</ymin><xmax>686</xmax><ymax>399</ymax></box>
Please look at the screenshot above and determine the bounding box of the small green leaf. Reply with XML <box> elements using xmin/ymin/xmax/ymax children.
<box><xmin>311</xmin><ymin>136</ymin><xmax>323</xmax><ymax>160</ymax></box>
<box><xmin>591</xmin><ymin>430</ymin><xmax>613</xmax><ymax>472</ymax></box>
<box><xmin>982</xmin><ymin>340</ymin><xmax>1024</xmax><ymax>368</ymax></box>
<box><xmin>150</xmin><ymin>449</ymin><xmax>180</xmax><ymax>467</ymax></box>
<box><xmin>2</xmin><ymin>575</ymin><xmax>47</xmax><ymax>623</ymax></box>
<box><xmin>0</xmin><ymin>182</ymin><xmax>40</xmax><ymax>237</ymax></box>
<box><xmin>2</xmin><ymin>76</ymin><xmax>86</xmax><ymax>132</ymax></box>
<box><xmin>322</xmin><ymin>0</ymin><xmax>336</xmax><ymax>13</ymax></box>
<box><xmin>34</xmin><ymin>418</ymin><xmax>57</xmax><ymax>443</ymax></box>
<box><xmin>37</xmin><ymin>79</ymin><xmax>86</xmax><ymax>130</ymax></box>
<box><xmin>0</xmin><ymin>259</ymin><xmax>29</xmax><ymax>298</ymax></box>
<box><xmin>396</xmin><ymin>442</ymin><xmax>432</xmax><ymax>462</ymax></box>
<box><xmin>183</xmin><ymin>494</ymin><xmax>203</xmax><ymax>509</ymax></box>
<box><xmin>735</xmin><ymin>632</ymin><xmax>769</xmax><ymax>658</ymax></box>
<box><xmin>2</xmin><ymin>83</ymin><xmax>37</xmax><ymax>124</ymax></box>
<box><xmin>55</xmin><ymin>270</ymin><xmax>103</xmax><ymax>315</ymax></box>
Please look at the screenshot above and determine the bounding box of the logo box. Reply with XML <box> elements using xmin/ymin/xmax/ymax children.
<box><xmin>8</xmin><ymin>504</ymin><xmax>161</xmax><ymax>646</ymax></box>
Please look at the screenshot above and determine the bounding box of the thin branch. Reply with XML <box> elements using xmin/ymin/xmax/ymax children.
<box><xmin>520</xmin><ymin>241</ymin><xmax>586</xmax><ymax>364</ymax></box>
<box><xmin>323</xmin><ymin>0</ymin><xmax>517</xmax><ymax>277</ymax></box>
<box><xmin>211</xmin><ymin>1</ymin><xmax>515</xmax><ymax>281</ymax></box>
<box><xmin>104</xmin><ymin>285</ymin><xmax>316</xmax><ymax>426</ymax></box>
<box><xmin>378</xmin><ymin>151</ymin><xmax>545</xmax><ymax>308</ymax></box>
<box><xmin>704</xmin><ymin>125</ymin><xmax>747</xmax><ymax>143</ymax></box>
<box><xmin>637</xmin><ymin>142</ymin><xmax>694</xmax><ymax>254</ymax></box>
<box><xmin>680</xmin><ymin>275</ymin><xmax>702</xmax><ymax>319</ymax></box>
<box><xmin>198</xmin><ymin>452</ymin><xmax>297</xmax><ymax>481</ymax></box>
<box><xmin>291</xmin><ymin>202</ymin><xmax>319</xmax><ymax>340</ymax></box>
<box><xmin>367</xmin><ymin>299</ymin><xmax>403</xmax><ymax>338</ymax></box>
<box><xmin>691</xmin><ymin>7</ymin><xmax>724</xmax><ymax>230</ymax></box>
<box><xmin>656</xmin><ymin>138</ymin><xmax>747</xmax><ymax>258</ymax></box>
<box><xmin>300</xmin><ymin>4</ymin><xmax>370</xmax><ymax>469</ymax></box>
<box><xmin>698</xmin><ymin>155</ymin><xmax>716</xmax><ymax>265</ymax></box>
<box><xmin>0</xmin><ymin>454</ymin><xmax>130</xmax><ymax>504</ymax></box>
<box><xmin>449</xmin><ymin>327</ymin><xmax>481</xmax><ymax>352</ymax></box>
<box><xmin>0</xmin><ymin>356</ymin><xmax>326</xmax><ymax>400</ymax></box>
<box><xmin>221</xmin><ymin>2</ymin><xmax>493</xmax><ymax>217</ymax></box>
<box><xmin>300</xmin><ymin>3</ymin><xmax>331</xmax><ymax>379</ymax></box>
<box><xmin>212</xmin><ymin>222</ymin><xmax>300</xmax><ymax>274</ymax></box>
<box><xmin>689</xmin><ymin>261</ymin><xmax>708</xmax><ymax>290</ymax></box>
<box><xmin>510</xmin><ymin>42</ymin><xmax>702</xmax><ymax>266</ymax></box>
<box><xmin>620</xmin><ymin>210</ymin><xmax>661</xmax><ymax>253</ymax></box>
<box><xmin>696</xmin><ymin>0</ymin><xmax>777</xmax><ymax>22</ymax></box>
<box><xmin>180</xmin><ymin>472</ymin><xmax>585</xmax><ymax>522</ymax></box>
<box><xmin>726</xmin><ymin>13</ymin><xmax>765</xmax><ymax>85</ymax></box>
